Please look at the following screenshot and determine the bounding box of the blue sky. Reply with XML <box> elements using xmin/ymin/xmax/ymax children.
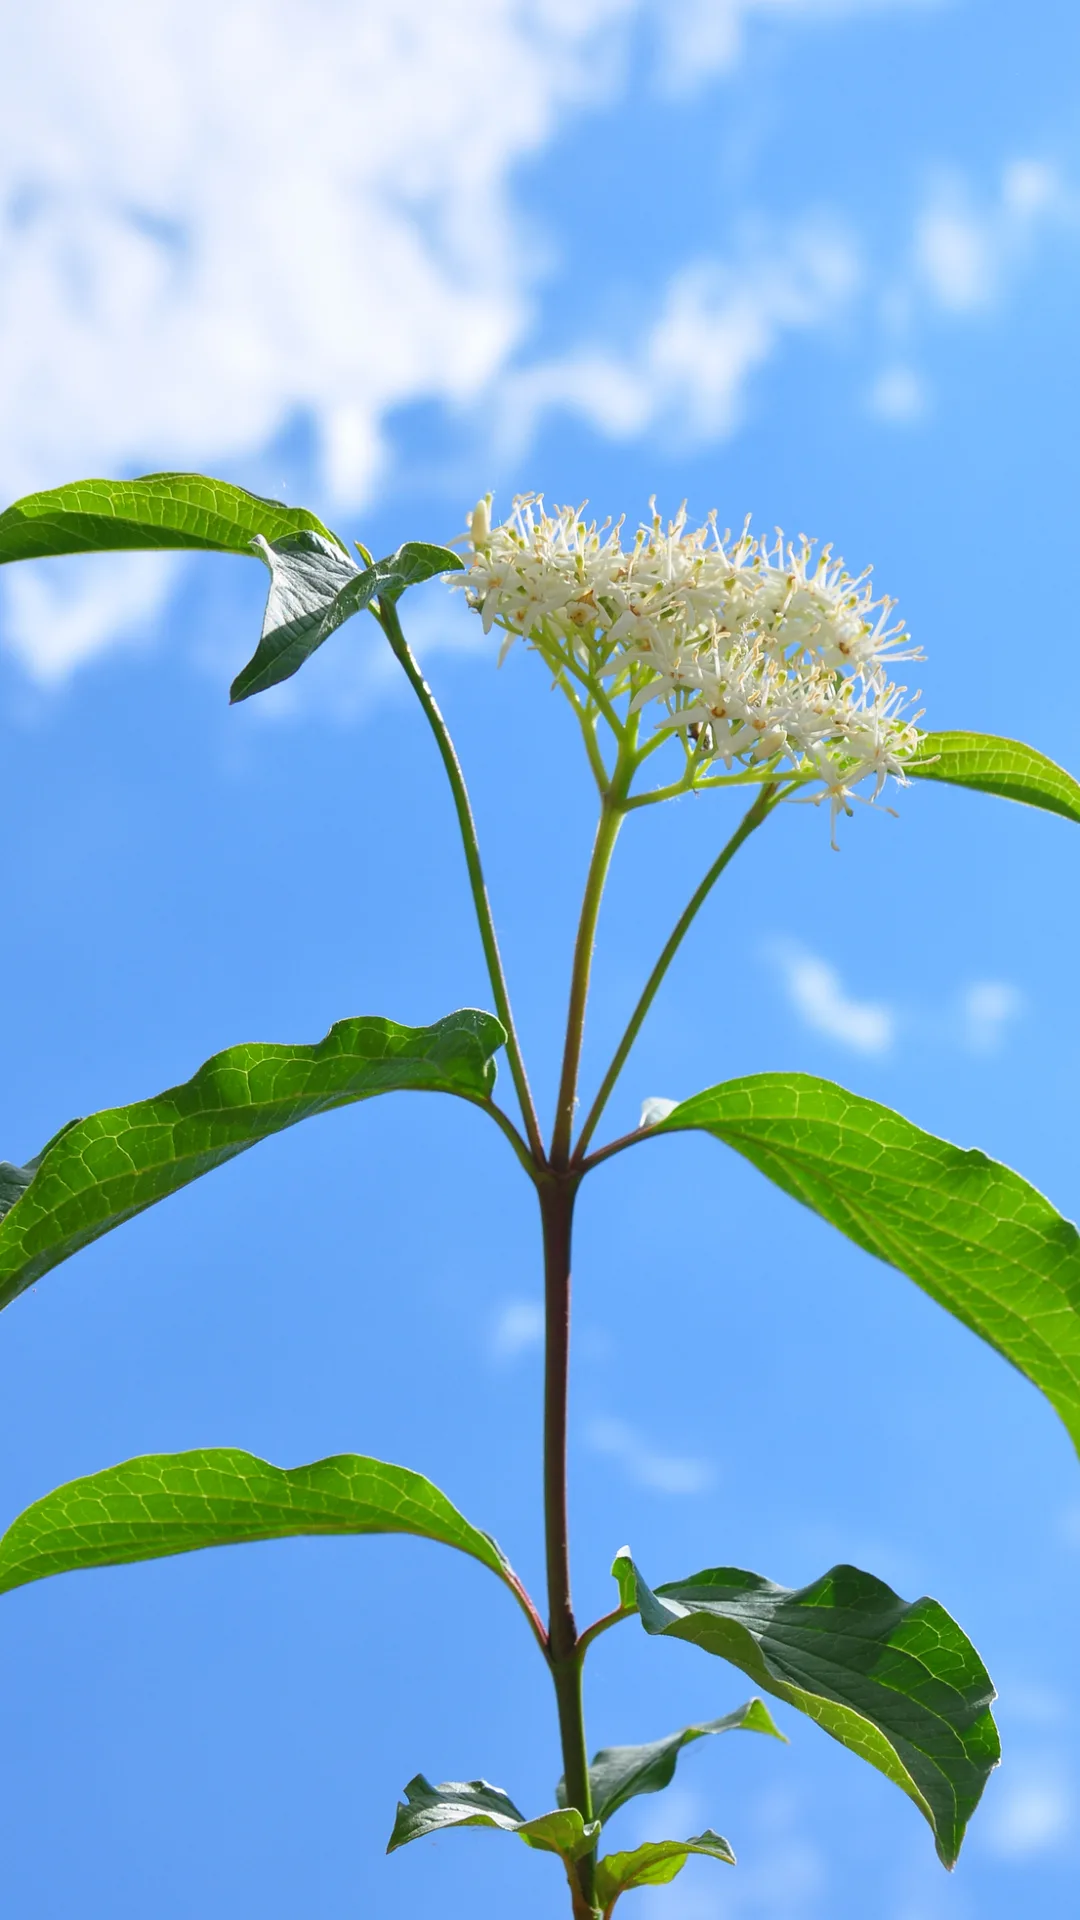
<box><xmin>2</xmin><ymin>2</ymin><xmax>1080</xmax><ymax>1915</ymax></box>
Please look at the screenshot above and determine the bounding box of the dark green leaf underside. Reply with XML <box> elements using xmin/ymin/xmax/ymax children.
<box><xmin>0</xmin><ymin>1449</ymin><xmax>512</xmax><ymax>1597</ymax></box>
<box><xmin>615</xmin><ymin>1551</ymin><xmax>998</xmax><ymax>1868</ymax></box>
<box><xmin>0</xmin><ymin>474</ymin><xmax>341</xmax><ymax>562</ymax></box>
<box><xmin>0</xmin><ymin>1009</ymin><xmax>505</xmax><ymax>1308</ymax></box>
<box><xmin>230</xmin><ymin>536</ymin><xmax>462</xmax><ymax>702</ymax></box>
<box><xmin>909</xmin><ymin>731</ymin><xmax>1080</xmax><ymax>825</ymax></box>
<box><xmin>656</xmin><ymin>1074</ymin><xmax>1080</xmax><ymax>1455</ymax></box>
<box><xmin>595</xmin><ymin>1833</ymin><xmax>735</xmax><ymax>1914</ymax></box>
<box><xmin>559</xmin><ymin>1700</ymin><xmax>783</xmax><ymax>1825</ymax></box>
<box><xmin>387</xmin><ymin>1776</ymin><xmax>599</xmax><ymax>1863</ymax></box>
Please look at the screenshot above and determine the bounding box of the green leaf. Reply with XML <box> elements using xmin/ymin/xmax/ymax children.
<box><xmin>229</xmin><ymin>535</ymin><xmax>462</xmax><ymax>702</ymax></box>
<box><xmin>0</xmin><ymin>1009</ymin><xmax>504</xmax><ymax>1308</ymax></box>
<box><xmin>0</xmin><ymin>473</ymin><xmax>342</xmax><ymax>562</ymax></box>
<box><xmin>0</xmin><ymin>1449</ymin><xmax>516</xmax><ymax>1598</ymax></box>
<box><xmin>387</xmin><ymin>1776</ymin><xmax>600</xmax><ymax>1863</ymax></box>
<box><xmin>613</xmin><ymin>1551</ymin><xmax>998</xmax><ymax>1868</ymax></box>
<box><xmin>654</xmin><ymin>1074</ymin><xmax>1080</xmax><ymax>1456</ymax></box>
<box><xmin>558</xmin><ymin>1700</ymin><xmax>783</xmax><ymax>1824</ymax></box>
<box><xmin>908</xmin><ymin>731</ymin><xmax>1080</xmax><ymax>825</ymax></box>
<box><xmin>594</xmin><ymin>1833</ymin><xmax>735</xmax><ymax>1915</ymax></box>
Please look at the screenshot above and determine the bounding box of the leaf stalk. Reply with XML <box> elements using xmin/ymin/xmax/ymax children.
<box><xmin>374</xmin><ymin>597</ymin><xmax>545</xmax><ymax>1164</ymax></box>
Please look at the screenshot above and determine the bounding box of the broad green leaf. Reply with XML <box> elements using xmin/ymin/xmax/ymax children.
<box><xmin>594</xmin><ymin>1833</ymin><xmax>735</xmax><ymax>1914</ymax></box>
<box><xmin>0</xmin><ymin>1449</ymin><xmax>516</xmax><ymax>1597</ymax></box>
<box><xmin>0</xmin><ymin>1009</ymin><xmax>504</xmax><ymax>1309</ymax></box>
<box><xmin>0</xmin><ymin>473</ymin><xmax>341</xmax><ymax>563</ymax></box>
<box><xmin>653</xmin><ymin>1075</ymin><xmax>1080</xmax><ymax>1455</ymax></box>
<box><xmin>229</xmin><ymin>535</ymin><xmax>462</xmax><ymax>702</ymax></box>
<box><xmin>908</xmin><ymin>731</ymin><xmax>1080</xmax><ymax>825</ymax></box>
<box><xmin>613</xmin><ymin>1551</ymin><xmax>998</xmax><ymax>1868</ymax></box>
<box><xmin>387</xmin><ymin>1775</ymin><xmax>600</xmax><ymax>1863</ymax></box>
<box><xmin>558</xmin><ymin>1700</ymin><xmax>783</xmax><ymax>1824</ymax></box>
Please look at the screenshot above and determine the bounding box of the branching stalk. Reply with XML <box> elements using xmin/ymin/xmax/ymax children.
<box><xmin>374</xmin><ymin>598</ymin><xmax>545</xmax><ymax>1164</ymax></box>
<box><xmin>550</xmin><ymin>748</ymin><xmax>636</xmax><ymax>1168</ymax></box>
<box><xmin>572</xmin><ymin>784</ymin><xmax>776</xmax><ymax>1162</ymax></box>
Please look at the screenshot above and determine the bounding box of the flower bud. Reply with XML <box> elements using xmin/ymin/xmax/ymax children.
<box><xmin>468</xmin><ymin>495</ymin><xmax>491</xmax><ymax>550</ymax></box>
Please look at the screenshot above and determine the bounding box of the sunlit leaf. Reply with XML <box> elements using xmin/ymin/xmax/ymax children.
<box><xmin>0</xmin><ymin>1449</ymin><xmax>517</xmax><ymax>1597</ymax></box>
<box><xmin>651</xmin><ymin>1074</ymin><xmax>1080</xmax><ymax>1455</ymax></box>
<box><xmin>908</xmin><ymin>730</ymin><xmax>1080</xmax><ymax>825</ymax></box>
<box><xmin>613</xmin><ymin>1550</ymin><xmax>997</xmax><ymax>1868</ymax></box>
<box><xmin>387</xmin><ymin>1775</ymin><xmax>600</xmax><ymax>1863</ymax></box>
<box><xmin>0</xmin><ymin>473</ymin><xmax>341</xmax><ymax>562</ymax></box>
<box><xmin>594</xmin><ymin>1833</ymin><xmax>735</xmax><ymax>1915</ymax></box>
<box><xmin>558</xmin><ymin>1700</ymin><xmax>783</xmax><ymax>1824</ymax></box>
<box><xmin>0</xmin><ymin>1010</ymin><xmax>504</xmax><ymax>1308</ymax></box>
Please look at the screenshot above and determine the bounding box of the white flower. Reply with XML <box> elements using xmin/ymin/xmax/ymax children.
<box><xmin>454</xmin><ymin>495</ymin><xmax>923</xmax><ymax>833</ymax></box>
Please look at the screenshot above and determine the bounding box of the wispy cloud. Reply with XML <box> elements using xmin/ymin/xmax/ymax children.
<box><xmin>867</xmin><ymin>363</ymin><xmax>929</xmax><ymax>423</ymax></box>
<box><xmin>915</xmin><ymin>159</ymin><xmax>1067</xmax><ymax>315</ymax></box>
<box><xmin>490</xmin><ymin>1298</ymin><xmax>545</xmax><ymax>1363</ymax></box>
<box><xmin>501</xmin><ymin>221</ymin><xmax>860</xmax><ymax>450</ymax></box>
<box><xmin>771</xmin><ymin>946</ymin><xmax>1026</xmax><ymax>1059</ymax></box>
<box><xmin>773</xmin><ymin>945</ymin><xmax>895</xmax><ymax>1053</ymax></box>
<box><xmin>654</xmin><ymin>0</ymin><xmax>937</xmax><ymax>96</ymax></box>
<box><xmin>0</xmin><ymin>552</ymin><xmax>181</xmax><ymax>683</ymax></box>
<box><xmin>586</xmin><ymin>1416</ymin><xmax>714</xmax><ymax>1494</ymax></box>
<box><xmin>984</xmin><ymin>1762</ymin><xmax>1072</xmax><ymax>1857</ymax></box>
<box><xmin>960</xmin><ymin>980</ymin><xmax>1024</xmax><ymax>1056</ymax></box>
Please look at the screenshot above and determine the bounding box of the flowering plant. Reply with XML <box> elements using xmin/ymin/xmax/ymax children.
<box><xmin>2</xmin><ymin>472</ymin><xmax>1080</xmax><ymax>1918</ymax></box>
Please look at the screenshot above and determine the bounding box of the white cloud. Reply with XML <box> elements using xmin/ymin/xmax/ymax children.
<box><xmin>490</xmin><ymin>1297</ymin><xmax>545</xmax><ymax>1362</ymax></box>
<box><xmin>503</xmin><ymin>222</ymin><xmax>860</xmax><ymax>449</ymax></box>
<box><xmin>775</xmin><ymin>946</ymin><xmax>894</xmax><ymax>1053</ymax></box>
<box><xmin>655</xmin><ymin>0</ymin><xmax>937</xmax><ymax>95</ymax></box>
<box><xmin>914</xmin><ymin>159</ymin><xmax>1069</xmax><ymax>315</ymax></box>
<box><xmin>0</xmin><ymin>551</ymin><xmax>180</xmax><ymax>681</ymax></box>
<box><xmin>586</xmin><ymin>1416</ymin><xmax>714</xmax><ymax>1494</ymax></box>
<box><xmin>0</xmin><ymin>3</ymin><xmax>1068</xmax><ymax>688</ymax></box>
<box><xmin>0</xmin><ymin>0</ymin><xmax>637</xmax><ymax>507</ymax></box>
<box><xmin>868</xmin><ymin>363</ymin><xmax>928</xmax><ymax>423</ymax></box>
<box><xmin>961</xmin><ymin>979</ymin><xmax>1023</xmax><ymax>1055</ymax></box>
<box><xmin>985</xmin><ymin>1763</ymin><xmax>1071</xmax><ymax>1857</ymax></box>
<box><xmin>0</xmin><ymin>0</ymin><xmax>638</xmax><ymax>675</ymax></box>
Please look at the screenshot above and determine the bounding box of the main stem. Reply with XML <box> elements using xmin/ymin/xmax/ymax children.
<box><xmin>540</xmin><ymin>1173</ymin><xmax>596</xmax><ymax>1919</ymax></box>
<box><xmin>543</xmin><ymin>759</ymin><xmax>638</xmax><ymax>1918</ymax></box>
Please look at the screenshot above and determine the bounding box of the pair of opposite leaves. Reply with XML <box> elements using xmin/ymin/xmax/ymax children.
<box><xmin>2</xmin><ymin>473</ymin><xmax>1080</xmax><ymax>1887</ymax></box>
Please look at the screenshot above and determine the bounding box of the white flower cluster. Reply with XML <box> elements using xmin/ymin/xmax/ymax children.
<box><xmin>457</xmin><ymin>495</ymin><xmax>923</xmax><ymax>836</ymax></box>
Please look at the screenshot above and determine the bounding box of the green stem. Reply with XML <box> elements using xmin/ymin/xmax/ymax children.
<box><xmin>462</xmin><ymin>1097</ymin><xmax>540</xmax><ymax>1181</ymax></box>
<box><xmin>550</xmin><ymin>751</ymin><xmax>635</xmax><ymax>1169</ymax></box>
<box><xmin>374</xmin><ymin>598</ymin><xmax>545</xmax><ymax>1164</ymax></box>
<box><xmin>576</xmin><ymin>1605</ymin><xmax>634</xmax><ymax>1657</ymax></box>
<box><xmin>576</xmin><ymin>705</ymin><xmax>611</xmax><ymax>797</ymax></box>
<box><xmin>572</xmin><ymin>784</ymin><xmax>776</xmax><ymax>1163</ymax></box>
